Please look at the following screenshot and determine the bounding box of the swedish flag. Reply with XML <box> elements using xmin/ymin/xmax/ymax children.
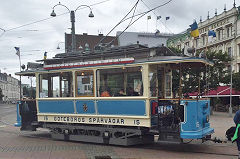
<box><xmin>190</xmin><ymin>21</ymin><xmax>199</xmax><ymax>38</ymax></box>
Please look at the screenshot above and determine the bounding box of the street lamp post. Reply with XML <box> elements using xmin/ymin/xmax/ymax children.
<box><xmin>56</xmin><ymin>42</ymin><xmax>65</xmax><ymax>49</ymax></box>
<box><xmin>229</xmin><ymin>48</ymin><xmax>233</xmax><ymax>117</ymax></box>
<box><xmin>50</xmin><ymin>2</ymin><xmax>94</xmax><ymax>53</ymax></box>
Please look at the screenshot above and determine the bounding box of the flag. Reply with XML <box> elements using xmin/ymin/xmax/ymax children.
<box><xmin>147</xmin><ymin>15</ymin><xmax>151</xmax><ymax>20</ymax></box>
<box><xmin>189</xmin><ymin>21</ymin><xmax>199</xmax><ymax>38</ymax></box>
<box><xmin>166</xmin><ymin>16</ymin><xmax>170</xmax><ymax>20</ymax></box>
<box><xmin>155</xmin><ymin>29</ymin><xmax>160</xmax><ymax>36</ymax></box>
<box><xmin>208</xmin><ymin>30</ymin><xmax>216</xmax><ymax>43</ymax></box>
<box><xmin>157</xmin><ymin>16</ymin><xmax>161</xmax><ymax>20</ymax></box>
<box><xmin>44</xmin><ymin>51</ymin><xmax>47</xmax><ymax>60</ymax></box>
<box><xmin>14</xmin><ymin>47</ymin><xmax>20</xmax><ymax>57</ymax></box>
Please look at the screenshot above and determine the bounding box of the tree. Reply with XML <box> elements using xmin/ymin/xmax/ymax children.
<box><xmin>0</xmin><ymin>88</ymin><xmax>3</xmax><ymax>101</ymax></box>
<box><xmin>222</xmin><ymin>72</ymin><xmax>240</xmax><ymax>91</ymax></box>
<box><xmin>171</xmin><ymin>49</ymin><xmax>231</xmax><ymax>96</ymax></box>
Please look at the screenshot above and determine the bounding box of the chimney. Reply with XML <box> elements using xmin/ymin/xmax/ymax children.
<box><xmin>83</xmin><ymin>33</ymin><xmax>88</xmax><ymax>36</ymax></box>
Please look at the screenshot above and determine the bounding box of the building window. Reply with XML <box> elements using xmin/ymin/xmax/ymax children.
<box><xmin>202</xmin><ymin>36</ymin><xmax>205</xmax><ymax>46</ymax></box>
<box><xmin>218</xmin><ymin>30</ymin><xmax>221</xmax><ymax>40</ymax></box>
<box><xmin>228</xmin><ymin>47</ymin><xmax>232</xmax><ymax>57</ymax></box>
<box><xmin>76</xmin><ymin>71</ymin><xmax>94</xmax><ymax>96</ymax></box>
<box><xmin>227</xmin><ymin>27</ymin><xmax>230</xmax><ymax>38</ymax></box>
<box><xmin>97</xmin><ymin>67</ymin><xmax>143</xmax><ymax>97</ymax></box>
<box><xmin>196</xmin><ymin>39</ymin><xmax>199</xmax><ymax>48</ymax></box>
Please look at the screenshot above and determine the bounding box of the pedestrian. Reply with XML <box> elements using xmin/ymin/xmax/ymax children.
<box><xmin>232</xmin><ymin>109</ymin><xmax>240</xmax><ymax>159</ymax></box>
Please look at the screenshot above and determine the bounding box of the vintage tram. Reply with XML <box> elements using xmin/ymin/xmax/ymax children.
<box><xmin>15</xmin><ymin>44</ymin><xmax>214</xmax><ymax>145</ymax></box>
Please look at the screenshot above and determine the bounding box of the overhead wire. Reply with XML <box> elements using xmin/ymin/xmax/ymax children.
<box><xmin>97</xmin><ymin>0</ymin><xmax>140</xmax><ymax>45</ymax></box>
<box><xmin>107</xmin><ymin>0</ymin><xmax>173</xmax><ymax>45</ymax></box>
<box><xmin>2</xmin><ymin>0</ymin><xmax>112</xmax><ymax>33</ymax></box>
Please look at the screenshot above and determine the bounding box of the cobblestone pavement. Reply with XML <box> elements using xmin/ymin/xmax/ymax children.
<box><xmin>0</xmin><ymin>104</ymin><xmax>238</xmax><ymax>159</ymax></box>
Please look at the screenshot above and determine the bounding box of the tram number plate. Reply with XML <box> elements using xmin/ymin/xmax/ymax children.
<box><xmin>133</xmin><ymin>120</ymin><xmax>140</xmax><ymax>125</ymax></box>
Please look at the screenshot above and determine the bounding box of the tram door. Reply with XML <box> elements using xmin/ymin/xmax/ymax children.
<box><xmin>156</xmin><ymin>67</ymin><xmax>182</xmax><ymax>142</ymax></box>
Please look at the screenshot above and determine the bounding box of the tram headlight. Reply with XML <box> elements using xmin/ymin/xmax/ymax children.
<box><xmin>206</xmin><ymin>115</ymin><xmax>209</xmax><ymax>123</ymax></box>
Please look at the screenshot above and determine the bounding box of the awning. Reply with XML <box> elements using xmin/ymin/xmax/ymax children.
<box><xmin>188</xmin><ymin>86</ymin><xmax>240</xmax><ymax>97</ymax></box>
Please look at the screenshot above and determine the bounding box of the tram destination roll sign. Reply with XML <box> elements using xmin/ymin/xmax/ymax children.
<box><xmin>38</xmin><ymin>115</ymin><xmax>148</xmax><ymax>127</ymax></box>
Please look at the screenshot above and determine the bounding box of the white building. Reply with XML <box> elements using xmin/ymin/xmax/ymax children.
<box><xmin>117</xmin><ymin>31</ymin><xmax>174</xmax><ymax>47</ymax></box>
<box><xmin>168</xmin><ymin>5</ymin><xmax>240</xmax><ymax>72</ymax></box>
<box><xmin>0</xmin><ymin>72</ymin><xmax>20</xmax><ymax>103</ymax></box>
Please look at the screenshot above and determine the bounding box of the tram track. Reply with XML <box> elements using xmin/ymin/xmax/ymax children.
<box><xmin>0</xmin><ymin>126</ymin><xmax>237</xmax><ymax>157</ymax></box>
<box><xmin>0</xmin><ymin>104</ymin><xmax>236</xmax><ymax>157</ymax></box>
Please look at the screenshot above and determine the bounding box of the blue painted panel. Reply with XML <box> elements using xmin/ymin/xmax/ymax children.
<box><xmin>97</xmin><ymin>100</ymin><xmax>146</xmax><ymax>116</ymax></box>
<box><xmin>181</xmin><ymin>127</ymin><xmax>214</xmax><ymax>139</ymax></box>
<box><xmin>76</xmin><ymin>100</ymin><xmax>95</xmax><ymax>114</ymax></box>
<box><xmin>14</xmin><ymin>101</ymin><xmax>21</xmax><ymax>127</ymax></box>
<box><xmin>38</xmin><ymin>100</ymin><xmax>74</xmax><ymax>114</ymax></box>
<box><xmin>180</xmin><ymin>99</ymin><xmax>214</xmax><ymax>139</ymax></box>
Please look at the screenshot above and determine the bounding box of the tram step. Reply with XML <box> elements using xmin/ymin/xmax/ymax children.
<box><xmin>158</xmin><ymin>132</ymin><xmax>181</xmax><ymax>143</ymax></box>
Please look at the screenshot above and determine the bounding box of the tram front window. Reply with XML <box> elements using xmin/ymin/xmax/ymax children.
<box><xmin>39</xmin><ymin>72</ymin><xmax>73</xmax><ymax>98</ymax></box>
<box><xmin>97</xmin><ymin>67</ymin><xmax>143</xmax><ymax>97</ymax></box>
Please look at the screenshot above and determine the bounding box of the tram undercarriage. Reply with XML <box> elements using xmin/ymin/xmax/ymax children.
<box><xmin>42</xmin><ymin>123</ymin><xmax>153</xmax><ymax>146</ymax></box>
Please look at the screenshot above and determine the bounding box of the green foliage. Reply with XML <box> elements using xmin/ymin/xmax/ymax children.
<box><xmin>168</xmin><ymin>47</ymin><xmax>182</xmax><ymax>56</ymax></box>
<box><xmin>222</xmin><ymin>72</ymin><xmax>240</xmax><ymax>91</ymax></box>
<box><xmin>171</xmin><ymin>49</ymin><xmax>231</xmax><ymax>96</ymax></box>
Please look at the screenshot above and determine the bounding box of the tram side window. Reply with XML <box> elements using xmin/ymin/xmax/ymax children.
<box><xmin>76</xmin><ymin>71</ymin><xmax>94</xmax><ymax>96</ymax></box>
<box><xmin>39</xmin><ymin>72</ymin><xmax>73</xmax><ymax>98</ymax></box>
<box><xmin>97</xmin><ymin>67</ymin><xmax>143</xmax><ymax>97</ymax></box>
<box><xmin>165</xmin><ymin>70</ymin><xmax>172</xmax><ymax>98</ymax></box>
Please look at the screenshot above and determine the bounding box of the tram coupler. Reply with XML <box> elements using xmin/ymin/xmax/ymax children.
<box><xmin>202</xmin><ymin>135</ymin><xmax>227</xmax><ymax>143</ymax></box>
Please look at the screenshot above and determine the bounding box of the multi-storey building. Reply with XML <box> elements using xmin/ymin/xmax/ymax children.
<box><xmin>167</xmin><ymin>5</ymin><xmax>240</xmax><ymax>72</ymax></box>
<box><xmin>117</xmin><ymin>31</ymin><xmax>173</xmax><ymax>47</ymax></box>
<box><xmin>0</xmin><ymin>72</ymin><xmax>20</xmax><ymax>103</ymax></box>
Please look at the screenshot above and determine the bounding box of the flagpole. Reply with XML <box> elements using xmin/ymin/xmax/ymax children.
<box><xmin>15</xmin><ymin>47</ymin><xmax>22</xmax><ymax>100</ymax></box>
<box><xmin>205</xmin><ymin>32</ymin><xmax>208</xmax><ymax>96</ymax></box>
<box><xmin>18</xmin><ymin>52</ymin><xmax>22</xmax><ymax>100</ymax></box>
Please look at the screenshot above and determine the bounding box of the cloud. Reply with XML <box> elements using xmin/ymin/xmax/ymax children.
<box><xmin>0</xmin><ymin>0</ymin><xmax>237</xmax><ymax>83</ymax></box>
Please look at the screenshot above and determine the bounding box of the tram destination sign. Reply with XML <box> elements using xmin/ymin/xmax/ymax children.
<box><xmin>44</xmin><ymin>58</ymin><xmax>135</xmax><ymax>70</ymax></box>
<box><xmin>38</xmin><ymin>114</ymin><xmax>150</xmax><ymax>127</ymax></box>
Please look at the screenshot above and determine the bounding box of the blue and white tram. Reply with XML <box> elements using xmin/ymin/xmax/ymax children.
<box><xmin>15</xmin><ymin>45</ymin><xmax>214</xmax><ymax>145</ymax></box>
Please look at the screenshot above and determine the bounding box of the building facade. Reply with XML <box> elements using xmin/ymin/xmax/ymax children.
<box><xmin>65</xmin><ymin>33</ymin><xmax>118</xmax><ymax>52</ymax></box>
<box><xmin>117</xmin><ymin>31</ymin><xmax>174</xmax><ymax>47</ymax></box>
<box><xmin>0</xmin><ymin>72</ymin><xmax>20</xmax><ymax>103</ymax></box>
<box><xmin>167</xmin><ymin>6</ymin><xmax>240</xmax><ymax>72</ymax></box>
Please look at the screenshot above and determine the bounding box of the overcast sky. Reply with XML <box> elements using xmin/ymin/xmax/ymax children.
<box><xmin>0</xmin><ymin>0</ymin><xmax>237</xmax><ymax>85</ymax></box>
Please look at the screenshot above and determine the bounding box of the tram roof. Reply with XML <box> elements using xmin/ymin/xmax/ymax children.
<box><xmin>16</xmin><ymin>44</ymin><xmax>213</xmax><ymax>76</ymax></box>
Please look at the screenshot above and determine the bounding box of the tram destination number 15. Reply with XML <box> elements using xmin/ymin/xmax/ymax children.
<box><xmin>134</xmin><ymin>119</ymin><xmax>140</xmax><ymax>125</ymax></box>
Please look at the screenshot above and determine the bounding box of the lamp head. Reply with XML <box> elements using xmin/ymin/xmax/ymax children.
<box><xmin>50</xmin><ymin>10</ymin><xmax>56</xmax><ymax>17</ymax></box>
<box><xmin>88</xmin><ymin>11</ymin><xmax>94</xmax><ymax>18</ymax></box>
